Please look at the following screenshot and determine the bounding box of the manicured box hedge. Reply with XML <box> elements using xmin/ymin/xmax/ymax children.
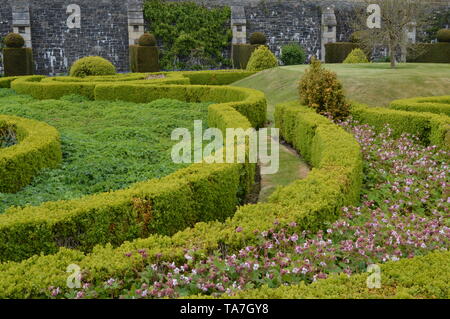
<box><xmin>0</xmin><ymin>76</ymin><xmax>21</xmax><ymax>88</ymax></box>
<box><xmin>325</xmin><ymin>42</ymin><xmax>359</xmax><ymax>63</ymax></box>
<box><xmin>0</xmin><ymin>115</ymin><xmax>62</xmax><ymax>193</ymax></box>
<box><xmin>3</xmin><ymin>47</ymin><xmax>34</xmax><ymax>76</ymax></box>
<box><xmin>390</xmin><ymin>96</ymin><xmax>450</xmax><ymax>116</ymax></box>
<box><xmin>407</xmin><ymin>43</ymin><xmax>450</xmax><ymax>63</ymax></box>
<box><xmin>130</xmin><ymin>45</ymin><xmax>160</xmax><ymax>72</ymax></box>
<box><xmin>0</xmin><ymin>100</ymin><xmax>363</xmax><ymax>298</ymax></box>
<box><xmin>10</xmin><ymin>74</ymin><xmax>188</xmax><ymax>100</ymax></box>
<box><xmin>8</xmin><ymin>71</ymin><xmax>256</xmax><ymax>100</ymax></box>
<box><xmin>351</xmin><ymin>102</ymin><xmax>450</xmax><ymax>149</ymax></box>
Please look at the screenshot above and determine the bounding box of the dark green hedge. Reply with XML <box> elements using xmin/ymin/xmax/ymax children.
<box><xmin>325</xmin><ymin>42</ymin><xmax>359</xmax><ymax>63</ymax></box>
<box><xmin>3</xmin><ymin>48</ymin><xmax>34</xmax><ymax>76</ymax></box>
<box><xmin>232</xmin><ymin>44</ymin><xmax>258</xmax><ymax>69</ymax></box>
<box><xmin>0</xmin><ymin>115</ymin><xmax>62</xmax><ymax>193</ymax></box>
<box><xmin>407</xmin><ymin>43</ymin><xmax>450</xmax><ymax>63</ymax></box>
<box><xmin>129</xmin><ymin>45</ymin><xmax>160</xmax><ymax>72</ymax></box>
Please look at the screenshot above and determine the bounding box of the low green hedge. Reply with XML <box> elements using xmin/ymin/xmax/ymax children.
<box><xmin>8</xmin><ymin>71</ymin><xmax>256</xmax><ymax>100</ymax></box>
<box><xmin>202</xmin><ymin>250</ymin><xmax>450</xmax><ymax>299</ymax></box>
<box><xmin>325</xmin><ymin>42</ymin><xmax>360</xmax><ymax>63</ymax></box>
<box><xmin>351</xmin><ymin>102</ymin><xmax>450</xmax><ymax>149</ymax></box>
<box><xmin>0</xmin><ymin>76</ymin><xmax>21</xmax><ymax>88</ymax></box>
<box><xmin>390</xmin><ymin>96</ymin><xmax>450</xmax><ymax>116</ymax></box>
<box><xmin>407</xmin><ymin>43</ymin><xmax>450</xmax><ymax>63</ymax></box>
<box><xmin>0</xmin><ymin>83</ymin><xmax>264</xmax><ymax>262</ymax></box>
<box><xmin>181</xmin><ymin>70</ymin><xmax>257</xmax><ymax>85</ymax></box>
<box><xmin>10</xmin><ymin>73</ymin><xmax>188</xmax><ymax>100</ymax></box>
<box><xmin>0</xmin><ymin>100</ymin><xmax>363</xmax><ymax>298</ymax></box>
<box><xmin>0</xmin><ymin>115</ymin><xmax>62</xmax><ymax>193</ymax></box>
<box><xmin>3</xmin><ymin>47</ymin><xmax>34</xmax><ymax>76</ymax></box>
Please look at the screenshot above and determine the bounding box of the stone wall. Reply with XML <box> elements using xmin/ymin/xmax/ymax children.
<box><xmin>0</xmin><ymin>0</ymin><xmax>138</xmax><ymax>75</ymax></box>
<box><xmin>1</xmin><ymin>0</ymin><xmax>449</xmax><ymax>75</ymax></box>
<box><xmin>0</xmin><ymin>3</ymin><xmax>12</xmax><ymax>74</ymax></box>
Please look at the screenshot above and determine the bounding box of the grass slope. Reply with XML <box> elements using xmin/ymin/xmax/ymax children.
<box><xmin>0</xmin><ymin>89</ymin><xmax>209</xmax><ymax>213</ymax></box>
<box><xmin>234</xmin><ymin>63</ymin><xmax>450</xmax><ymax>121</ymax></box>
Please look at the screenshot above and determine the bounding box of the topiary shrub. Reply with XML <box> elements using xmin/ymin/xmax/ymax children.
<box><xmin>343</xmin><ymin>48</ymin><xmax>369</xmax><ymax>63</ymax></box>
<box><xmin>138</xmin><ymin>33</ymin><xmax>157</xmax><ymax>46</ymax></box>
<box><xmin>69</xmin><ymin>56</ymin><xmax>116</xmax><ymax>77</ymax></box>
<box><xmin>3</xmin><ymin>33</ymin><xmax>25</xmax><ymax>48</ymax></box>
<box><xmin>324</xmin><ymin>42</ymin><xmax>359</xmax><ymax>63</ymax></box>
<box><xmin>298</xmin><ymin>57</ymin><xmax>350</xmax><ymax>120</ymax></box>
<box><xmin>249</xmin><ymin>32</ymin><xmax>267</xmax><ymax>45</ymax></box>
<box><xmin>246</xmin><ymin>46</ymin><xmax>278</xmax><ymax>71</ymax></box>
<box><xmin>3</xmin><ymin>33</ymin><xmax>33</xmax><ymax>76</ymax></box>
<box><xmin>232</xmin><ymin>44</ymin><xmax>258</xmax><ymax>69</ymax></box>
<box><xmin>437</xmin><ymin>29</ymin><xmax>450</xmax><ymax>43</ymax></box>
<box><xmin>280</xmin><ymin>44</ymin><xmax>306</xmax><ymax>65</ymax></box>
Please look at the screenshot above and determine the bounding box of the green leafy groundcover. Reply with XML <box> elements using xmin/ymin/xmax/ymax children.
<box><xmin>0</xmin><ymin>89</ymin><xmax>209</xmax><ymax>213</ymax></box>
<box><xmin>144</xmin><ymin>0</ymin><xmax>232</xmax><ymax>70</ymax></box>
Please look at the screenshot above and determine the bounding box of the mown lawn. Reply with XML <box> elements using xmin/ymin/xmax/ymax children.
<box><xmin>234</xmin><ymin>63</ymin><xmax>450</xmax><ymax>121</ymax></box>
<box><xmin>0</xmin><ymin>89</ymin><xmax>209</xmax><ymax>213</ymax></box>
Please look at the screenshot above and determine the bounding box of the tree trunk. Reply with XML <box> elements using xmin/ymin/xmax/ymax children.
<box><xmin>389</xmin><ymin>40</ymin><xmax>397</xmax><ymax>68</ymax></box>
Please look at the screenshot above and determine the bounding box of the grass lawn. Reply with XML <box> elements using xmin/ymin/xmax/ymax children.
<box><xmin>234</xmin><ymin>63</ymin><xmax>450</xmax><ymax>122</ymax></box>
<box><xmin>0</xmin><ymin>90</ymin><xmax>209</xmax><ymax>213</ymax></box>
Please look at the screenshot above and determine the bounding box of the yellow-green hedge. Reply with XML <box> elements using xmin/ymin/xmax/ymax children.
<box><xmin>0</xmin><ymin>76</ymin><xmax>21</xmax><ymax>88</ymax></box>
<box><xmin>196</xmin><ymin>250</ymin><xmax>450</xmax><ymax>299</ymax></box>
<box><xmin>351</xmin><ymin>102</ymin><xmax>450</xmax><ymax>149</ymax></box>
<box><xmin>0</xmin><ymin>100</ymin><xmax>363</xmax><ymax>298</ymax></box>
<box><xmin>390</xmin><ymin>96</ymin><xmax>450</xmax><ymax>116</ymax></box>
<box><xmin>10</xmin><ymin>73</ymin><xmax>188</xmax><ymax>100</ymax></box>
<box><xmin>0</xmin><ymin>115</ymin><xmax>62</xmax><ymax>193</ymax></box>
<box><xmin>7</xmin><ymin>71</ymin><xmax>257</xmax><ymax>101</ymax></box>
<box><xmin>0</xmin><ymin>83</ymin><xmax>265</xmax><ymax>262</ymax></box>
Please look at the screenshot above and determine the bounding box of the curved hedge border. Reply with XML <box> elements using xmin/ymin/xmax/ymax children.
<box><xmin>198</xmin><ymin>250</ymin><xmax>450</xmax><ymax>299</ymax></box>
<box><xmin>0</xmin><ymin>100</ymin><xmax>363</xmax><ymax>298</ymax></box>
<box><xmin>0</xmin><ymin>115</ymin><xmax>62</xmax><ymax>193</ymax></box>
<box><xmin>351</xmin><ymin>102</ymin><xmax>450</xmax><ymax>149</ymax></box>
<box><xmin>8</xmin><ymin>70</ymin><xmax>256</xmax><ymax>101</ymax></box>
<box><xmin>390</xmin><ymin>96</ymin><xmax>450</xmax><ymax>116</ymax></box>
<box><xmin>0</xmin><ymin>82</ymin><xmax>265</xmax><ymax>263</ymax></box>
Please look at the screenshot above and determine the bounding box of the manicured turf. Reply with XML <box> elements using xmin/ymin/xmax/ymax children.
<box><xmin>0</xmin><ymin>89</ymin><xmax>209</xmax><ymax>213</ymax></box>
<box><xmin>234</xmin><ymin>63</ymin><xmax>450</xmax><ymax>121</ymax></box>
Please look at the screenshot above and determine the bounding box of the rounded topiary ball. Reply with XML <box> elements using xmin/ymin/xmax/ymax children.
<box><xmin>249</xmin><ymin>32</ymin><xmax>267</xmax><ymax>45</ymax></box>
<box><xmin>138</xmin><ymin>33</ymin><xmax>157</xmax><ymax>46</ymax></box>
<box><xmin>69</xmin><ymin>56</ymin><xmax>116</xmax><ymax>77</ymax></box>
<box><xmin>3</xmin><ymin>33</ymin><xmax>25</xmax><ymax>48</ymax></box>
<box><xmin>437</xmin><ymin>29</ymin><xmax>450</xmax><ymax>43</ymax></box>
